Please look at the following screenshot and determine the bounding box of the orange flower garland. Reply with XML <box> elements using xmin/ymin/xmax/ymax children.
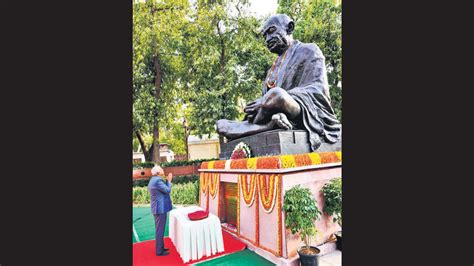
<box><xmin>256</xmin><ymin>156</ymin><xmax>280</xmax><ymax>169</ymax></box>
<box><xmin>209</xmin><ymin>173</ymin><xmax>219</xmax><ymax>198</ymax></box>
<box><xmin>230</xmin><ymin>159</ymin><xmax>248</xmax><ymax>169</ymax></box>
<box><xmin>255</xmin><ymin>187</ymin><xmax>259</xmax><ymax>245</ymax></box>
<box><xmin>277</xmin><ymin>174</ymin><xmax>282</xmax><ymax>257</ymax></box>
<box><xmin>199</xmin><ymin>172</ymin><xmax>208</xmax><ymax>194</ymax></box>
<box><xmin>319</xmin><ymin>152</ymin><xmax>340</xmax><ymax>164</ymax></box>
<box><xmin>294</xmin><ymin>153</ymin><xmax>312</xmax><ymax>167</ymax></box>
<box><xmin>201</xmin><ymin>161</ymin><xmax>209</xmax><ymax>169</ymax></box>
<box><xmin>258</xmin><ymin>174</ymin><xmax>278</xmax><ymax>213</ymax></box>
<box><xmin>239</xmin><ymin>174</ymin><xmax>257</xmax><ymax>206</ymax></box>
<box><xmin>213</xmin><ymin>160</ymin><xmax>226</xmax><ymax>169</ymax></box>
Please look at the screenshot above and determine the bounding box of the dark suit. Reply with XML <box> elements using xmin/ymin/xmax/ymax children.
<box><xmin>148</xmin><ymin>176</ymin><xmax>173</xmax><ymax>255</ymax></box>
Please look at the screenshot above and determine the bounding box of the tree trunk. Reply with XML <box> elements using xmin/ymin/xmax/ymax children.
<box><xmin>151</xmin><ymin>56</ymin><xmax>162</xmax><ymax>164</ymax></box>
<box><xmin>135</xmin><ymin>130</ymin><xmax>151</xmax><ymax>161</ymax></box>
<box><xmin>151</xmin><ymin>124</ymin><xmax>160</xmax><ymax>163</ymax></box>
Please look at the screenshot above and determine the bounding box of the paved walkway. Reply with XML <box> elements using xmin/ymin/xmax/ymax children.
<box><xmin>319</xmin><ymin>250</ymin><xmax>342</xmax><ymax>266</ymax></box>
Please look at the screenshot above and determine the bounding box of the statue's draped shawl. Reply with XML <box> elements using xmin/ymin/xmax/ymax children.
<box><xmin>262</xmin><ymin>40</ymin><xmax>341</xmax><ymax>150</ymax></box>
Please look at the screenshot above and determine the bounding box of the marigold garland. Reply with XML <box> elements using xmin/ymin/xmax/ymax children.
<box><xmin>277</xmin><ymin>174</ymin><xmax>282</xmax><ymax>257</ymax></box>
<box><xmin>255</xmin><ymin>187</ymin><xmax>260</xmax><ymax>245</ymax></box>
<box><xmin>209</xmin><ymin>173</ymin><xmax>219</xmax><ymax>198</ymax></box>
<box><xmin>258</xmin><ymin>174</ymin><xmax>278</xmax><ymax>213</ymax></box>
<box><xmin>231</xmin><ymin>159</ymin><xmax>248</xmax><ymax>169</ymax></box>
<box><xmin>294</xmin><ymin>153</ymin><xmax>312</xmax><ymax>167</ymax></box>
<box><xmin>247</xmin><ymin>157</ymin><xmax>257</xmax><ymax>169</ymax></box>
<box><xmin>199</xmin><ymin>172</ymin><xmax>208</xmax><ymax>194</ymax></box>
<box><xmin>213</xmin><ymin>160</ymin><xmax>226</xmax><ymax>169</ymax></box>
<box><xmin>320</xmin><ymin>152</ymin><xmax>340</xmax><ymax>164</ymax></box>
<box><xmin>239</xmin><ymin>174</ymin><xmax>256</xmax><ymax>206</ymax></box>
<box><xmin>280</xmin><ymin>155</ymin><xmax>296</xmax><ymax>168</ymax></box>
<box><xmin>308</xmin><ymin>152</ymin><xmax>322</xmax><ymax>165</ymax></box>
<box><xmin>256</xmin><ymin>156</ymin><xmax>280</xmax><ymax>169</ymax></box>
<box><xmin>335</xmin><ymin>151</ymin><xmax>342</xmax><ymax>161</ymax></box>
<box><xmin>201</xmin><ymin>161</ymin><xmax>209</xmax><ymax>169</ymax></box>
<box><xmin>208</xmin><ymin>161</ymin><xmax>215</xmax><ymax>169</ymax></box>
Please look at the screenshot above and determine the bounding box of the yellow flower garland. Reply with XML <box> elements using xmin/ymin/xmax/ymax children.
<box><xmin>209</xmin><ymin>173</ymin><xmax>219</xmax><ymax>198</ymax></box>
<box><xmin>280</xmin><ymin>154</ymin><xmax>296</xmax><ymax>168</ymax></box>
<box><xmin>246</xmin><ymin>157</ymin><xmax>257</xmax><ymax>169</ymax></box>
<box><xmin>308</xmin><ymin>152</ymin><xmax>322</xmax><ymax>165</ymax></box>
<box><xmin>199</xmin><ymin>172</ymin><xmax>208</xmax><ymax>194</ymax></box>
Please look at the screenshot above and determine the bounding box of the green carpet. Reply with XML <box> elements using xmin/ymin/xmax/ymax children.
<box><xmin>195</xmin><ymin>249</ymin><xmax>274</xmax><ymax>266</ymax></box>
<box><xmin>133</xmin><ymin>207</ymin><xmax>169</xmax><ymax>243</ymax></box>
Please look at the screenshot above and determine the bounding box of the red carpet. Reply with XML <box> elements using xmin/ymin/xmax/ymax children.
<box><xmin>133</xmin><ymin>230</ymin><xmax>246</xmax><ymax>266</ymax></box>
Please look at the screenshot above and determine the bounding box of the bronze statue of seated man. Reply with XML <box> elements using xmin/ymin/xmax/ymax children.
<box><xmin>216</xmin><ymin>14</ymin><xmax>341</xmax><ymax>151</ymax></box>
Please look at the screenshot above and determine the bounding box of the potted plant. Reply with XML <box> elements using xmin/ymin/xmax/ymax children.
<box><xmin>321</xmin><ymin>178</ymin><xmax>342</xmax><ymax>250</ymax></box>
<box><xmin>283</xmin><ymin>185</ymin><xmax>322</xmax><ymax>266</ymax></box>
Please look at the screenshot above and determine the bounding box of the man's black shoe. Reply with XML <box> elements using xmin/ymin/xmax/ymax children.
<box><xmin>156</xmin><ymin>251</ymin><xmax>170</xmax><ymax>256</ymax></box>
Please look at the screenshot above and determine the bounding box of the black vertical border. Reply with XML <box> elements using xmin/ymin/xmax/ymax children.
<box><xmin>343</xmin><ymin>0</ymin><xmax>473</xmax><ymax>265</ymax></box>
<box><xmin>0</xmin><ymin>0</ymin><xmax>133</xmax><ymax>265</ymax></box>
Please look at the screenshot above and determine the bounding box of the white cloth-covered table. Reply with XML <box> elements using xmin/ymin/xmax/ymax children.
<box><xmin>169</xmin><ymin>206</ymin><xmax>224</xmax><ymax>263</ymax></box>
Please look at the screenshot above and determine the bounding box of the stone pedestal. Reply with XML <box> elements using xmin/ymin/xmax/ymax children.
<box><xmin>198</xmin><ymin>153</ymin><xmax>342</xmax><ymax>264</ymax></box>
<box><xmin>219</xmin><ymin>129</ymin><xmax>341</xmax><ymax>159</ymax></box>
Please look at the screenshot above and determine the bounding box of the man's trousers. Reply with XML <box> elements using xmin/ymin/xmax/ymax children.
<box><xmin>153</xmin><ymin>213</ymin><xmax>167</xmax><ymax>255</ymax></box>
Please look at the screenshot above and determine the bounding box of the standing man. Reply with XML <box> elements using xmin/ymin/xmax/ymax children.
<box><xmin>148</xmin><ymin>165</ymin><xmax>173</xmax><ymax>256</ymax></box>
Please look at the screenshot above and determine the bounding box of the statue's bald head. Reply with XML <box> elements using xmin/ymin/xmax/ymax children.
<box><xmin>261</xmin><ymin>14</ymin><xmax>295</xmax><ymax>55</ymax></box>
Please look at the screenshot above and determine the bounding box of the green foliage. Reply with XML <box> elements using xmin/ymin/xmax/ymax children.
<box><xmin>278</xmin><ymin>0</ymin><xmax>342</xmax><ymax>121</ymax></box>
<box><xmin>171</xmin><ymin>174</ymin><xmax>199</xmax><ymax>185</ymax></box>
<box><xmin>133</xmin><ymin>162</ymin><xmax>155</xmax><ymax>169</ymax></box>
<box><xmin>170</xmin><ymin>181</ymin><xmax>200</xmax><ymax>205</ymax></box>
<box><xmin>133</xmin><ymin>174</ymin><xmax>199</xmax><ymax>187</ymax></box>
<box><xmin>321</xmin><ymin>178</ymin><xmax>342</xmax><ymax>226</ymax></box>
<box><xmin>133</xmin><ymin>0</ymin><xmax>190</xmax><ymax>160</ymax></box>
<box><xmin>183</xmin><ymin>0</ymin><xmax>273</xmax><ymax>136</ymax></box>
<box><xmin>132</xmin><ymin>158</ymin><xmax>216</xmax><ymax>170</ymax></box>
<box><xmin>132</xmin><ymin>181</ymin><xmax>199</xmax><ymax>205</ymax></box>
<box><xmin>133</xmin><ymin>187</ymin><xmax>151</xmax><ymax>204</ymax></box>
<box><xmin>283</xmin><ymin>185</ymin><xmax>321</xmax><ymax>248</ymax></box>
<box><xmin>160</xmin><ymin>158</ymin><xmax>218</xmax><ymax>167</ymax></box>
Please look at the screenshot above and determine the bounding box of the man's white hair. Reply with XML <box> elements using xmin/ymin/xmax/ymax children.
<box><xmin>151</xmin><ymin>165</ymin><xmax>162</xmax><ymax>176</ymax></box>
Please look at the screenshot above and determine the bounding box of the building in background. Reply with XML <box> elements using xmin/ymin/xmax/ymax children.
<box><xmin>132</xmin><ymin>143</ymin><xmax>175</xmax><ymax>163</ymax></box>
<box><xmin>188</xmin><ymin>134</ymin><xmax>220</xmax><ymax>160</ymax></box>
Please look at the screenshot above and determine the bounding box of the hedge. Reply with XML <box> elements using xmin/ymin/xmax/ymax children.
<box><xmin>132</xmin><ymin>181</ymin><xmax>199</xmax><ymax>205</ymax></box>
<box><xmin>133</xmin><ymin>158</ymin><xmax>218</xmax><ymax>169</ymax></box>
<box><xmin>133</xmin><ymin>175</ymin><xmax>199</xmax><ymax>187</ymax></box>
<box><xmin>133</xmin><ymin>162</ymin><xmax>155</xmax><ymax>169</ymax></box>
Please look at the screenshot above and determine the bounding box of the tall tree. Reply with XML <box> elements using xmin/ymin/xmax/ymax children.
<box><xmin>182</xmin><ymin>0</ymin><xmax>273</xmax><ymax>143</ymax></box>
<box><xmin>277</xmin><ymin>0</ymin><xmax>342</xmax><ymax>121</ymax></box>
<box><xmin>133</xmin><ymin>0</ymin><xmax>189</xmax><ymax>162</ymax></box>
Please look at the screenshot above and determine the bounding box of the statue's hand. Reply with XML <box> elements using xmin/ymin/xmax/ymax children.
<box><xmin>243</xmin><ymin>99</ymin><xmax>262</xmax><ymax>122</ymax></box>
<box><xmin>244</xmin><ymin>98</ymin><xmax>262</xmax><ymax>115</ymax></box>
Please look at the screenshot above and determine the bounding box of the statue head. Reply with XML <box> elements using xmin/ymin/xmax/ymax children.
<box><xmin>261</xmin><ymin>14</ymin><xmax>294</xmax><ymax>55</ymax></box>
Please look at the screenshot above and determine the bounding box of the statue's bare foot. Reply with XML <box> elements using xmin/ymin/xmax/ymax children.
<box><xmin>271</xmin><ymin>113</ymin><xmax>293</xmax><ymax>130</ymax></box>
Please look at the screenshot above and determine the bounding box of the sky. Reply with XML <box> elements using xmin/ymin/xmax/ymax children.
<box><xmin>248</xmin><ymin>0</ymin><xmax>278</xmax><ymax>18</ymax></box>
